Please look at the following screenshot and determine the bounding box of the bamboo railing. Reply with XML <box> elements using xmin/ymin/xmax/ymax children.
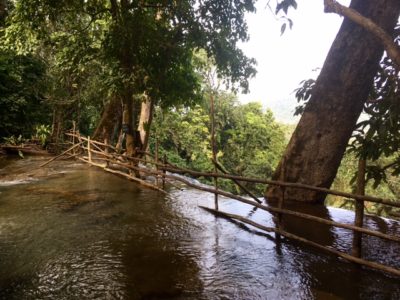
<box><xmin>40</xmin><ymin>129</ymin><xmax>400</xmax><ymax>278</ymax></box>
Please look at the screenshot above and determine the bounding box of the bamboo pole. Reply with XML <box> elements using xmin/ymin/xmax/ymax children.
<box><xmin>155</xmin><ymin>138</ymin><xmax>159</xmax><ymax>186</ymax></box>
<box><xmin>77</xmin><ymin>157</ymin><xmax>167</xmax><ymax>194</ymax></box>
<box><xmin>137</xmin><ymin>149</ymin><xmax>155</xmax><ymax>158</ymax></box>
<box><xmin>113</xmin><ymin>157</ymin><xmax>173</xmax><ymax>191</ymax></box>
<box><xmin>72</xmin><ymin>121</ymin><xmax>76</xmax><ymax>155</ymax></box>
<box><xmin>87</xmin><ymin>136</ymin><xmax>92</xmax><ymax>163</ymax></box>
<box><xmin>277</xmin><ymin>186</ymin><xmax>285</xmax><ymax>228</ymax></box>
<box><xmin>158</xmin><ymin>172</ymin><xmax>400</xmax><ymax>243</ymax></box>
<box><xmin>69</xmin><ymin>137</ymin><xmax>400</xmax><ymax>208</ymax></box>
<box><xmin>67</xmin><ymin>133</ymin><xmax>400</xmax><ymax>209</ymax></box>
<box><xmin>86</xmin><ymin>149</ymin><xmax>400</xmax><ymax>245</ymax></box>
<box><xmin>352</xmin><ymin>158</ymin><xmax>366</xmax><ymax>258</ymax></box>
<box><xmin>69</xmin><ymin>135</ymin><xmax>400</xmax><ymax>244</ymax></box>
<box><xmin>63</xmin><ymin>133</ymin><xmax>400</xmax><ymax>209</ymax></box>
<box><xmin>212</xmin><ymin>158</ymin><xmax>262</xmax><ymax>204</ymax></box>
<box><xmin>160</xmin><ymin>165</ymin><xmax>400</xmax><ymax>209</ymax></box>
<box><xmin>66</xmin><ymin>133</ymin><xmax>400</xmax><ymax>278</ymax></box>
<box><xmin>72</xmin><ymin>134</ymin><xmax>400</xmax><ymax>211</ymax></box>
<box><xmin>104</xmin><ymin>137</ymin><xmax>110</xmax><ymax>167</ymax></box>
<box><xmin>65</xmin><ymin>132</ymin><xmax>118</xmax><ymax>152</ymax></box>
<box><xmin>90</xmin><ymin>140</ymin><xmax>106</xmax><ymax>154</ymax></box>
<box><xmin>104</xmin><ymin>137</ymin><xmax>109</xmax><ymax>154</ymax></box>
<box><xmin>276</xmin><ymin>156</ymin><xmax>286</xmax><ymax>241</ymax></box>
<box><xmin>162</xmin><ymin>154</ymin><xmax>167</xmax><ymax>190</ymax></box>
<box><xmin>210</xmin><ymin>92</ymin><xmax>218</xmax><ymax>210</ymax></box>
<box><xmin>39</xmin><ymin>142</ymin><xmax>83</xmax><ymax>167</ymax></box>
<box><xmin>200</xmin><ymin>206</ymin><xmax>400</xmax><ymax>277</ymax></box>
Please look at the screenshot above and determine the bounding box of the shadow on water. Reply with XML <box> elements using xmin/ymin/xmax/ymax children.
<box><xmin>0</xmin><ymin>157</ymin><xmax>399</xmax><ymax>299</ymax></box>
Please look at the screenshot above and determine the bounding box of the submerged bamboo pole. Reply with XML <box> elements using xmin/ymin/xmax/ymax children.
<box><xmin>352</xmin><ymin>158</ymin><xmax>366</xmax><ymax>258</ymax></box>
<box><xmin>200</xmin><ymin>206</ymin><xmax>400</xmax><ymax>277</ymax></box>
<box><xmin>157</xmin><ymin>172</ymin><xmax>400</xmax><ymax>243</ymax></box>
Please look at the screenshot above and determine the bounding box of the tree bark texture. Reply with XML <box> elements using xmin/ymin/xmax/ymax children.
<box><xmin>92</xmin><ymin>96</ymin><xmax>122</xmax><ymax>143</ymax></box>
<box><xmin>50</xmin><ymin>107</ymin><xmax>63</xmax><ymax>146</ymax></box>
<box><xmin>266</xmin><ymin>0</ymin><xmax>400</xmax><ymax>203</ymax></box>
<box><xmin>137</xmin><ymin>94</ymin><xmax>154</xmax><ymax>152</ymax></box>
<box><xmin>324</xmin><ymin>0</ymin><xmax>400</xmax><ymax>69</ymax></box>
<box><xmin>122</xmin><ymin>99</ymin><xmax>135</xmax><ymax>156</ymax></box>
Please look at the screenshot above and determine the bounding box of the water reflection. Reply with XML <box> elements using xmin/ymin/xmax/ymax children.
<box><xmin>0</xmin><ymin>157</ymin><xmax>399</xmax><ymax>299</ymax></box>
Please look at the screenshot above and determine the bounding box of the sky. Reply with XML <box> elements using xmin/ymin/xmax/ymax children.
<box><xmin>238</xmin><ymin>0</ymin><xmax>351</xmax><ymax>123</ymax></box>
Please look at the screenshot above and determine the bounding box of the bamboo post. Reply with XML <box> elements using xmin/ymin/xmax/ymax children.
<box><xmin>155</xmin><ymin>138</ymin><xmax>159</xmax><ymax>186</ymax></box>
<box><xmin>276</xmin><ymin>156</ymin><xmax>286</xmax><ymax>241</ymax></box>
<box><xmin>104</xmin><ymin>137</ymin><xmax>109</xmax><ymax>154</ymax></box>
<box><xmin>162</xmin><ymin>154</ymin><xmax>167</xmax><ymax>190</ymax></box>
<box><xmin>275</xmin><ymin>186</ymin><xmax>286</xmax><ymax>243</ymax></box>
<box><xmin>210</xmin><ymin>92</ymin><xmax>218</xmax><ymax>210</ymax></box>
<box><xmin>104</xmin><ymin>137</ymin><xmax>109</xmax><ymax>167</ymax></box>
<box><xmin>72</xmin><ymin>121</ymin><xmax>76</xmax><ymax>154</ymax></box>
<box><xmin>88</xmin><ymin>136</ymin><xmax>92</xmax><ymax>163</ymax></box>
<box><xmin>352</xmin><ymin>158</ymin><xmax>366</xmax><ymax>258</ymax></box>
<box><xmin>278</xmin><ymin>186</ymin><xmax>285</xmax><ymax>226</ymax></box>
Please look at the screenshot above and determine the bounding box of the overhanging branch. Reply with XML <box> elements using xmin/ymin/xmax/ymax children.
<box><xmin>324</xmin><ymin>0</ymin><xmax>400</xmax><ymax>70</ymax></box>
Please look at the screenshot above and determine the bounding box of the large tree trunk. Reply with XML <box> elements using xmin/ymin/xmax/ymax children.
<box><xmin>137</xmin><ymin>94</ymin><xmax>154</xmax><ymax>152</ymax></box>
<box><xmin>122</xmin><ymin>98</ymin><xmax>135</xmax><ymax>157</ymax></box>
<box><xmin>92</xmin><ymin>96</ymin><xmax>122</xmax><ymax>143</ymax></box>
<box><xmin>266</xmin><ymin>0</ymin><xmax>400</xmax><ymax>203</ymax></box>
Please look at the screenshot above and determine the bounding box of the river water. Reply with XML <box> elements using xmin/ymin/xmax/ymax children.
<box><xmin>0</xmin><ymin>156</ymin><xmax>399</xmax><ymax>299</ymax></box>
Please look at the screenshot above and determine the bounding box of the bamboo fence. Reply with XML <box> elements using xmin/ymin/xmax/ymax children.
<box><xmin>41</xmin><ymin>129</ymin><xmax>400</xmax><ymax>278</ymax></box>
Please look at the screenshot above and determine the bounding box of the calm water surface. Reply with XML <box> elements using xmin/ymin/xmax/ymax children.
<box><xmin>0</xmin><ymin>156</ymin><xmax>399</xmax><ymax>299</ymax></box>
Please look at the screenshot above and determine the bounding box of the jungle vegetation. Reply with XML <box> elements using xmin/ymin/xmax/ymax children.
<box><xmin>0</xmin><ymin>0</ymin><xmax>399</xmax><ymax>217</ymax></box>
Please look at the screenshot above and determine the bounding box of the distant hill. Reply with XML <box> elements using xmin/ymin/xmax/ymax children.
<box><xmin>263</xmin><ymin>98</ymin><xmax>300</xmax><ymax>125</ymax></box>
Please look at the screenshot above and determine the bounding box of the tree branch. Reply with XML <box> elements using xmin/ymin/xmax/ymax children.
<box><xmin>324</xmin><ymin>0</ymin><xmax>400</xmax><ymax>70</ymax></box>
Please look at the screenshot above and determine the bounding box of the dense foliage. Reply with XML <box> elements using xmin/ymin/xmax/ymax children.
<box><xmin>151</xmin><ymin>94</ymin><xmax>287</xmax><ymax>195</ymax></box>
<box><xmin>0</xmin><ymin>49</ymin><xmax>50</xmax><ymax>137</ymax></box>
<box><xmin>0</xmin><ymin>0</ymin><xmax>265</xmax><ymax>155</ymax></box>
